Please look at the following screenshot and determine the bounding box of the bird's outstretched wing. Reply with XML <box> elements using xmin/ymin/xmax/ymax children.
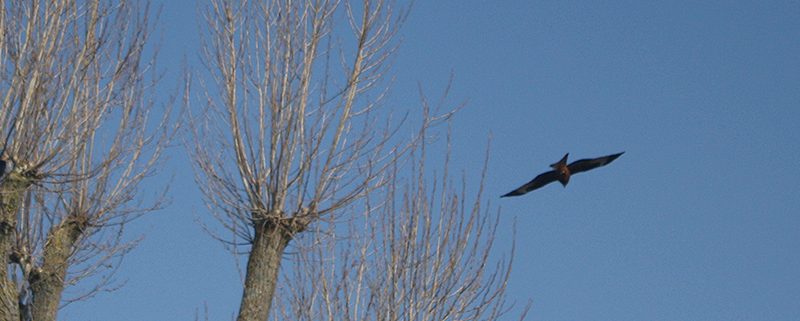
<box><xmin>566</xmin><ymin>152</ymin><xmax>624</xmax><ymax>175</ymax></box>
<box><xmin>501</xmin><ymin>170</ymin><xmax>559</xmax><ymax>197</ymax></box>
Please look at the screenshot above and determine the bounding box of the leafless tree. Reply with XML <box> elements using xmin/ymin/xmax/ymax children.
<box><xmin>0</xmin><ymin>1</ymin><xmax>179</xmax><ymax>320</ymax></box>
<box><xmin>193</xmin><ymin>0</ymin><xmax>413</xmax><ymax>319</ymax></box>
<box><xmin>193</xmin><ymin>0</ymin><xmax>525</xmax><ymax>320</ymax></box>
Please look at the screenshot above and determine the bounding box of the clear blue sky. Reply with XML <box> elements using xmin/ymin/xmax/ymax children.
<box><xmin>59</xmin><ymin>1</ymin><xmax>800</xmax><ymax>320</ymax></box>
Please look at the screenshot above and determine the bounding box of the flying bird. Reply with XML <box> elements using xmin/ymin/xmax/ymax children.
<box><xmin>501</xmin><ymin>152</ymin><xmax>624</xmax><ymax>197</ymax></box>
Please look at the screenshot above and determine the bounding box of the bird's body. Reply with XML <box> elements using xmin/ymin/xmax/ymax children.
<box><xmin>501</xmin><ymin>152</ymin><xmax>623</xmax><ymax>197</ymax></box>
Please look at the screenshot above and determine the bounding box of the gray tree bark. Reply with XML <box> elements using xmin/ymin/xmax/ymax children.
<box><xmin>0</xmin><ymin>172</ymin><xmax>32</xmax><ymax>320</ymax></box>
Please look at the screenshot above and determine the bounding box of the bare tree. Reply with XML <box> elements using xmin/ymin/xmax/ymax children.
<box><xmin>194</xmin><ymin>0</ymin><xmax>524</xmax><ymax>320</ymax></box>
<box><xmin>193</xmin><ymin>0</ymin><xmax>418</xmax><ymax>320</ymax></box>
<box><xmin>0</xmin><ymin>1</ymin><xmax>178</xmax><ymax>320</ymax></box>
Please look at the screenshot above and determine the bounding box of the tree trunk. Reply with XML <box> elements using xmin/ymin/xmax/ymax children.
<box><xmin>0</xmin><ymin>173</ymin><xmax>33</xmax><ymax>320</ymax></box>
<box><xmin>29</xmin><ymin>216</ymin><xmax>86</xmax><ymax>321</ymax></box>
<box><xmin>236</xmin><ymin>220</ymin><xmax>293</xmax><ymax>321</ymax></box>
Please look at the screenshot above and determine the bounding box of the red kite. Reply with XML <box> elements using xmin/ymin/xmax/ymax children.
<box><xmin>501</xmin><ymin>152</ymin><xmax>623</xmax><ymax>197</ymax></box>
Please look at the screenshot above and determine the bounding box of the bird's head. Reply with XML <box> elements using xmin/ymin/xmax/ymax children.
<box><xmin>557</xmin><ymin>170</ymin><xmax>570</xmax><ymax>187</ymax></box>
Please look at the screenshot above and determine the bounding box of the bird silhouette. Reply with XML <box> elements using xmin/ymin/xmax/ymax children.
<box><xmin>501</xmin><ymin>152</ymin><xmax>623</xmax><ymax>197</ymax></box>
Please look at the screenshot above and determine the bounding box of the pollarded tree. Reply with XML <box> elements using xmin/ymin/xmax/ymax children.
<box><xmin>0</xmin><ymin>1</ymin><xmax>179</xmax><ymax>320</ymax></box>
<box><xmin>193</xmin><ymin>0</ymin><xmax>525</xmax><ymax>320</ymax></box>
<box><xmin>193</xmin><ymin>0</ymin><xmax>423</xmax><ymax>319</ymax></box>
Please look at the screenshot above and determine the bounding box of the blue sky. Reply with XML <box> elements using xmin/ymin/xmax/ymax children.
<box><xmin>59</xmin><ymin>1</ymin><xmax>799</xmax><ymax>320</ymax></box>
